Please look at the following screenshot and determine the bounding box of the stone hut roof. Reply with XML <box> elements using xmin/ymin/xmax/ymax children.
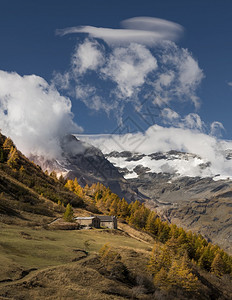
<box><xmin>75</xmin><ymin>216</ymin><xmax>97</xmax><ymax>220</ymax></box>
<box><xmin>98</xmin><ymin>216</ymin><xmax>115</xmax><ymax>221</ymax></box>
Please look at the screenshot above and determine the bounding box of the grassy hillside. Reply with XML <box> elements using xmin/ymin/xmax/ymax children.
<box><xmin>0</xmin><ymin>132</ymin><xmax>84</xmax><ymax>226</ymax></box>
<box><xmin>0</xmin><ymin>223</ymin><xmax>231</xmax><ymax>300</ymax></box>
<box><xmin>0</xmin><ymin>132</ymin><xmax>232</xmax><ymax>299</ymax></box>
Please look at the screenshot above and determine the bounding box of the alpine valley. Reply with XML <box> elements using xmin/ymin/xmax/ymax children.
<box><xmin>32</xmin><ymin>134</ymin><xmax>232</xmax><ymax>255</ymax></box>
<box><xmin>0</xmin><ymin>131</ymin><xmax>232</xmax><ymax>299</ymax></box>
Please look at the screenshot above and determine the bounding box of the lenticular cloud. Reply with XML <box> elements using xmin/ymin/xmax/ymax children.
<box><xmin>57</xmin><ymin>17</ymin><xmax>184</xmax><ymax>46</ymax></box>
<box><xmin>0</xmin><ymin>70</ymin><xmax>81</xmax><ymax>158</ymax></box>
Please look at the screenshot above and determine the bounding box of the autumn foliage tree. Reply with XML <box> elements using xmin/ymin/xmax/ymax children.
<box><xmin>65</xmin><ymin>177</ymin><xmax>232</xmax><ymax>276</ymax></box>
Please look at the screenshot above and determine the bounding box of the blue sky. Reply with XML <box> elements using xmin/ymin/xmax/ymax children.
<box><xmin>0</xmin><ymin>0</ymin><xmax>232</xmax><ymax>141</ymax></box>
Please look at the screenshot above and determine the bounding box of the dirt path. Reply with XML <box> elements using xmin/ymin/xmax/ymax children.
<box><xmin>0</xmin><ymin>268</ymin><xmax>39</xmax><ymax>288</ymax></box>
<box><xmin>0</xmin><ymin>253</ymin><xmax>91</xmax><ymax>289</ymax></box>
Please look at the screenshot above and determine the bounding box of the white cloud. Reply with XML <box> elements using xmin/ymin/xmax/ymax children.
<box><xmin>72</xmin><ymin>40</ymin><xmax>105</xmax><ymax>75</ymax></box>
<box><xmin>101</xmin><ymin>43</ymin><xmax>157</xmax><ymax>98</ymax></box>
<box><xmin>53</xmin><ymin>39</ymin><xmax>203</xmax><ymax>122</ymax></box>
<box><xmin>76</xmin><ymin>124</ymin><xmax>232</xmax><ymax>180</ymax></box>
<box><xmin>56</xmin><ymin>17</ymin><xmax>184</xmax><ymax>46</ymax></box>
<box><xmin>0</xmin><ymin>71</ymin><xmax>82</xmax><ymax>158</ymax></box>
<box><xmin>54</xmin><ymin>19</ymin><xmax>203</xmax><ymax>127</ymax></box>
<box><xmin>227</xmin><ymin>81</ymin><xmax>232</xmax><ymax>87</ymax></box>
<box><xmin>76</xmin><ymin>84</ymin><xmax>110</xmax><ymax>112</ymax></box>
<box><xmin>210</xmin><ymin>121</ymin><xmax>225</xmax><ymax>137</ymax></box>
<box><xmin>157</xmin><ymin>43</ymin><xmax>204</xmax><ymax>108</ymax></box>
<box><xmin>161</xmin><ymin>108</ymin><xmax>180</xmax><ymax>122</ymax></box>
<box><xmin>155</xmin><ymin>71</ymin><xmax>175</xmax><ymax>91</ymax></box>
<box><xmin>52</xmin><ymin>71</ymin><xmax>70</xmax><ymax>90</ymax></box>
<box><xmin>121</xmin><ymin>17</ymin><xmax>183</xmax><ymax>39</ymax></box>
<box><xmin>53</xmin><ymin>39</ymin><xmax>158</xmax><ymax>114</ymax></box>
<box><xmin>180</xmin><ymin>113</ymin><xmax>204</xmax><ymax>131</ymax></box>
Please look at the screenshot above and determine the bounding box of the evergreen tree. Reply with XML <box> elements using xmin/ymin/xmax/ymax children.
<box><xmin>7</xmin><ymin>148</ymin><xmax>19</xmax><ymax>168</ymax></box>
<box><xmin>59</xmin><ymin>174</ymin><xmax>66</xmax><ymax>185</ymax></box>
<box><xmin>50</xmin><ymin>170</ymin><xmax>57</xmax><ymax>180</ymax></box>
<box><xmin>65</xmin><ymin>179</ymin><xmax>75</xmax><ymax>192</ymax></box>
<box><xmin>154</xmin><ymin>267</ymin><xmax>169</xmax><ymax>289</ymax></box>
<box><xmin>158</xmin><ymin>222</ymin><xmax>171</xmax><ymax>243</ymax></box>
<box><xmin>211</xmin><ymin>253</ymin><xmax>225</xmax><ymax>277</ymax></box>
<box><xmin>117</xmin><ymin>197</ymin><xmax>129</xmax><ymax>218</ymax></box>
<box><xmin>63</xmin><ymin>203</ymin><xmax>74</xmax><ymax>222</ymax></box>
<box><xmin>198</xmin><ymin>245</ymin><xmax>214</xmax><ymax>271</ymax></box>
<box><xmin>168</xmin><ymin>255</ymin><xmax>199</xmax><ymax>291</ymax></box>
<box><xmin>109</xmin><ymin>198</ymin><xmax>118</xmax><ymax>216</ymax></box>
<box><xmin>74</xmin><ymin>178</ymin><xmax>83</xmax><ymax>198</ymax></box>
<box><xmin>3</xmin><ymin>137</ymin><xmax>14</xmax><ymax>150</ymax></box>
<box><xmin>148</xmin><ymin>244</ymin><xmax>171</xmax><ymax>276</ymax></box>
<box><xmin>0</xmin><ymin>148</ymin><xmax>4</xmax><ymax>163</ymax></box>
<box><xmin>145</xmin><ymin>211</ymin><xmax>157</xmax><ymax>234</ymax></box>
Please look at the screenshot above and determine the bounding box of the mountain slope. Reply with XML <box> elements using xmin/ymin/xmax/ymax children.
<box><xmin>29</xmin><ymin>134</ymin><xmax>232</xmax><ymax>253</ymax></box>
<box><xmin>0</xmin><ymin>132</ymin><xmax>84</xmax><ymax>225</ymax></box>
<box><xmin>105</xmin><ymin>150</ymin><xmax>232</xmax><ymax>253</ymax></box>
<box><xmin>0</xmin><ymin>132</ymin><xmax>232</xmax><ymax>299</ymax></box>
<box><xmin>31</xmin><ymin>134</ymin><xmax>143</xmax><ymax>202</ymax></box>
<box><xmin>65</xmin><ymin>138</ymin><xmax>232</xmax><ymax>254</ymax></box>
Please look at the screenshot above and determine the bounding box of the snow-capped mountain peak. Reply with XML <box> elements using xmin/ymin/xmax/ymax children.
<box><xmin>106</xmin><ymin>150</ymin><xmax>213</xmax><ymax>180</ymax></box>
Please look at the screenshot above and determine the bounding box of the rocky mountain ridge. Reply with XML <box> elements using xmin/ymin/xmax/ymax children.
<box><xmin>106</xmin><ymin>150</ymin><xmax>214</xmax><ymax>180</ymax></box>
<box><xmin>33</xmin><ymin>135</ymin><xmax>232</xmax><ymax>253</ymax></box>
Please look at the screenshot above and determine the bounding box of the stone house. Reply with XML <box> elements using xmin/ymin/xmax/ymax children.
<box><xmin>98</xmin><ymin>216</ymin><xmax>117</xmax><ymax>229</ymax></box>
<box><xmin>75</xmin><ymin>215</ymin><xmax>117</xmax><ymax>229</ymax></box>
<box><xmin>75</xmin><ymin>216</ymin><xmax>100</xmax><ymax>228</ymax></box>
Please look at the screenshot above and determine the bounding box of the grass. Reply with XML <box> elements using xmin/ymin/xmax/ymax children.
<box><xmin>0</xmin><ymin>223</ymin><xmax>152</xmax><ymax>281</ymax></box>
<box><xmin>0</xmin><ymin>224</ymin><xmax>231</xmax><ymax>300</ymax></box>
<box><xmin>0</xmin><ymin>223</ymin><xmax>155</xmax><ymax>299</ymax></box>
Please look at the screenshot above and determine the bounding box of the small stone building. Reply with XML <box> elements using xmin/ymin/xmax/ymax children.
<box><xmin>98</xmin><ymin>216</ymin><xmax>117</xmax><ymax>229</ymax></box>
<box><xmin>75</xmin><ymin>215</ymin><xmax>117</xmax><ymax>229</ymax></box>
<box><xmin>75</xmin><ymin>216</ymin><xmax>100</xmax><ymax>228</ymax></box>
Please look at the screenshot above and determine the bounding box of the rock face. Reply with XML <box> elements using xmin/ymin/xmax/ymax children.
<box><xmin>31</xmin><ymin>135</ymin><xmax>142</xmax><ymax>202</ymax></box>
<box><xmin>128</xmin><ymin>173</ymin><xmax>232</xmax><ymax>253</ymax></box>
<box><xmin>33</xmin><ymin>136</ymin><xmax>232</xmax><ymax>253</ymax></box>
<box><xmin>105</xmin><ymin>150</ymin><xmax>232</xmax><ymax>253</ymax></box>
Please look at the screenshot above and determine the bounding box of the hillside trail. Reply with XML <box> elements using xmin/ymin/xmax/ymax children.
<box><xmin>0</xmin><ymin>253</ymin><xmax>92</xmax><ymax>289</ymax></box>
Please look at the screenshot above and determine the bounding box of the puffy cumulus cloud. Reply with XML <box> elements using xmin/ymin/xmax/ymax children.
<box><xmin>153</xmin><ymin>43</ymin><xmax>204</xmax><ymax>108</ymax></box>
<box><xmin>101</xmin><ymin>43</ymin><xmax>157</xmax><ymax>99</ymax></box>
<box><xmin>180</xmin><ymin>113</ymin><xmax>204</xmax><ymax>131</ymax></box>
<box><xmin>161</xmin><ymin>108</ymin><xmax>180</xmax><ymax>123</ymax></box>
<box><xmin>54</xmin><ymin>40</ymin><xmax>203</xmax><ymax>122</ymax></box>
<box><xmin>54</xmin><ymin>18</ymin><xmax>203</xmax><ymax>129</ymax></box>
<box><xmin>72</xmin><ymin>39</ymin><xmax>105</xmax><ymax>75</ymax></box>
<box><xmin>210</xmin><ymin>121</ymin><xmax>225</xmax><ymax>137</ymax></box>
<box><xmin>56</xmin><ymin>17</ymin><xmax>184</xmax><ymax>46</ymax></box>
<box><xmin>75</xmin><ymin>124</ymin><xmax>232</xmax><ymax>180</ymax></box>
<box><xmin>0</xmin><ymin>71</ymin><xmax>82</xmax><ymax>158</ymax></box>
<box><xmin>53</xmin><ymin>39</ymin><xmax>158</xmax><ymax>114</ymax></box>
<box><xmin>52</xmin><ymin>71</ymin><xmax>70</xmax><ymax>90</ymax></box>
<box><xmin>157</xmin><ymin>109</ymin><xmax>219</xmax><ymax>135</ymax></box>
<box><xmin>77</xmin><ymin>125</ymin><xmax>213</xmax><ymax>156</ymax></box>
<box><xmin>75</xmin><ymin>84</ymin><xmax>114</xmax><ymax>114</ymax></box>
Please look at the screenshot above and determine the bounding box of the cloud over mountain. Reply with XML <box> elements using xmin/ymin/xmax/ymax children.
<box><xmin>0</xmin><ymin>71</ymin><xmax>82</xmax><ymax>158</ymax></box>
<box><xmin>76</xmin><ymin>124</ymin><xmax>232</xmax><ymax>180</ymax></box>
